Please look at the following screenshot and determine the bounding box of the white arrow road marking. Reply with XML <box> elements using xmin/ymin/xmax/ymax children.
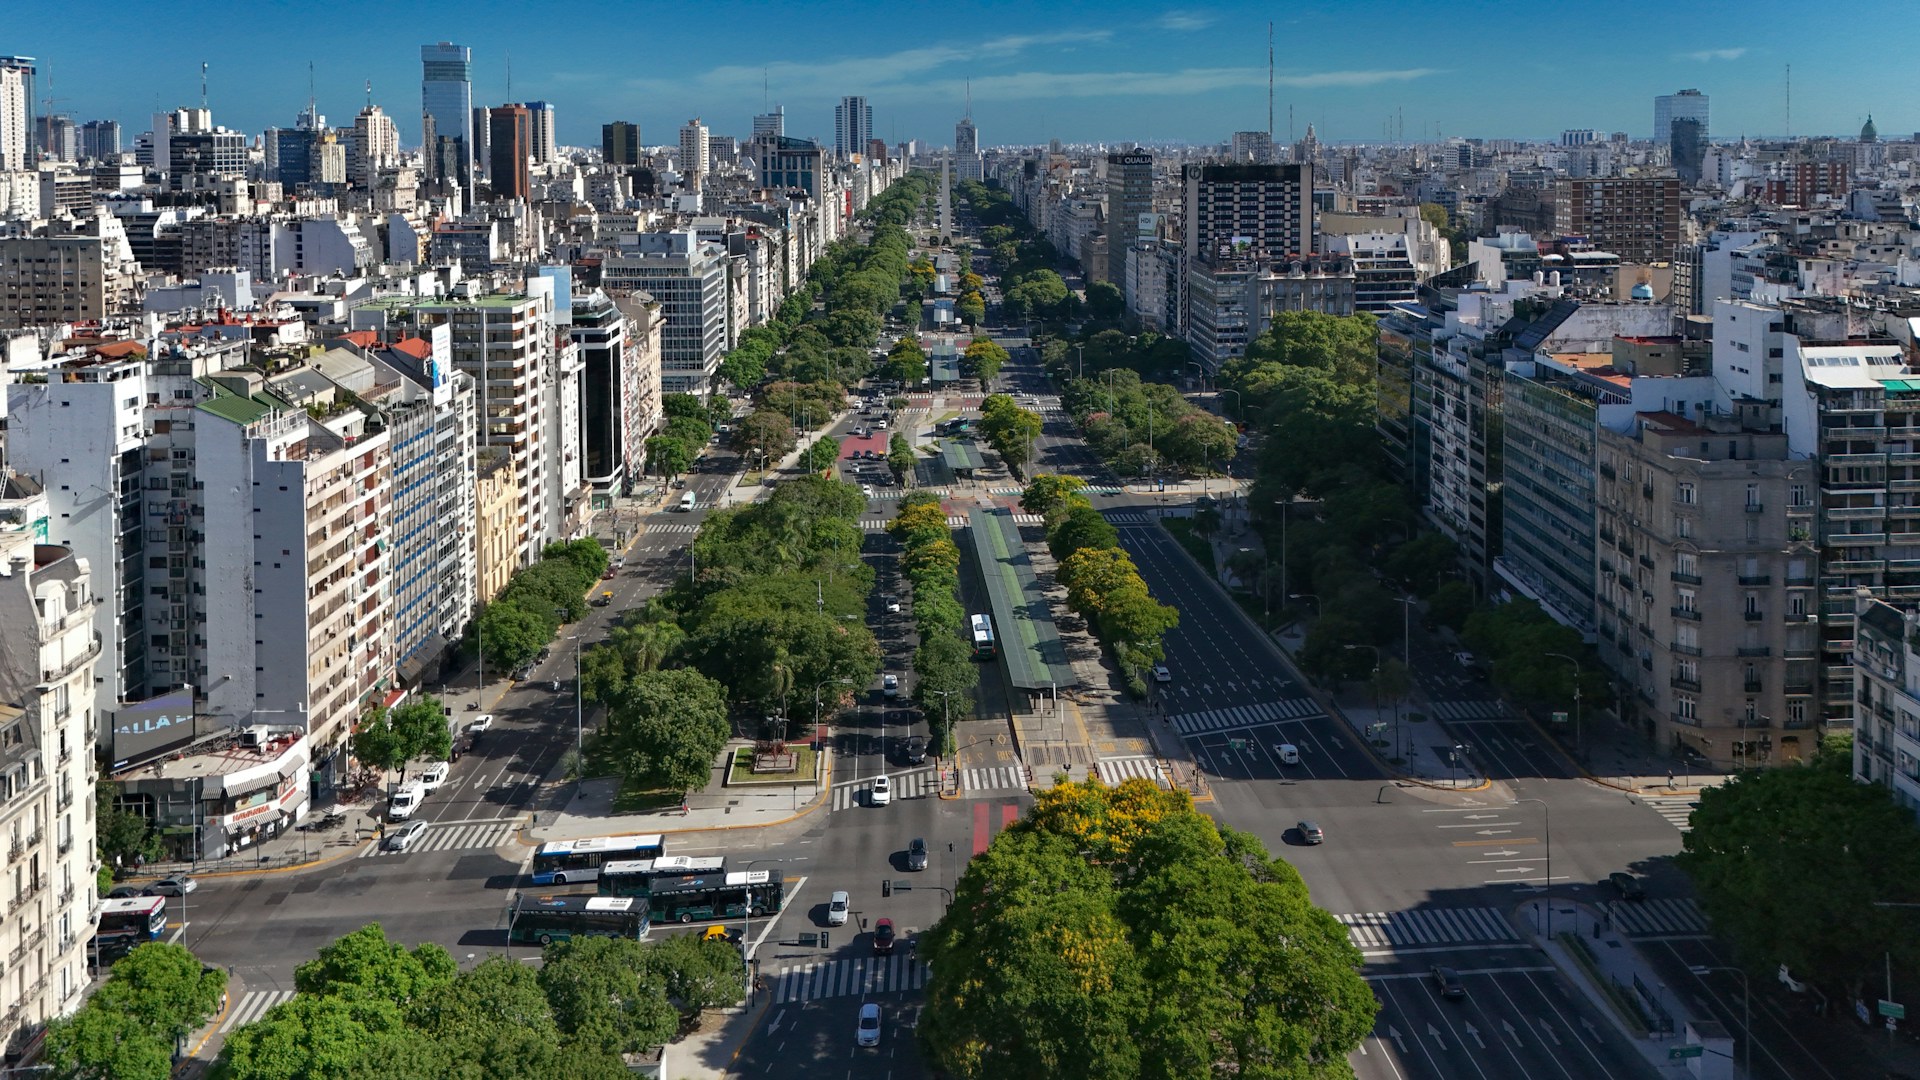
<box><xmin>1426</xmin><ymin>1023</ymin><xmax>1447</xmax><ymax>1051</ymax></box>
<box><xmin>1539</xmin><ymin>1020</ymin><xmax>1562</xmax><ymax>1046</ymax></box>
<box><xmin>1464</xmin><ymin>1022</ymin><xmax>1485</xmax><ymax>1049</ymax></box>
<box><xmin>1388</xmin><ymin>1027</ymin><xmax>1407</xmax><ymax>1053</ymax></box>
<box><xmin>767</xmin><ymin>1009</ymin><xmax>784</xmax><ymax>1035</ymax></box>
<box><xmin>1463</xmin><ymin>813</ymin><xmax>1501</xmax><ymax>819</ymax></box>
<box><xmin>1496</xmin><ymin>866</ymin><xmax>1539</xmax><ymax>874</ymax></box>
<box><xmin>1501</xmin><ymin>1019</ymin><xmax>1522</xmax><ymax>1046</ymax></box>
<box><xmin>1580</xmin><ymin>1018</ymin><xmax>1600</xmax><ymax>1041</ymax></box>
<box><xmin>1475</xmin><ymin>828</ymin><xmax>1513</xmax><ymax>836</ymax></box>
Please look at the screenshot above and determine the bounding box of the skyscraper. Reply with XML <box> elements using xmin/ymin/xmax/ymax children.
<box><xmin>1653</xmin><ymin>89</ymin><xmax>1708</xmax><ymax>145</ymax></box>
<box><xmin>835</xmin><ymin>96</ymin><xmax>872</xmax><ymax>159</ymax></box>
<box><xmin>1106</xmin><ymin>149</ymin><xmax>1155</xmax><ymax>286</ymax></box>
<box><xmin>352</xmin><ymin>105</ymin><xmax>399</xmax><ymax>187</ymax></box>
<box><xmin>752</xmin><ymin>106</ymin><xmax>785</xmax><ymax>141</ymax></box>
<box><xmin>954</xmin><ymin>116</ymin><xmax>981</xmax><ymax>181</ymax></box>
<box><xmin>679</xmin><ymin>118</ymin><xmax>708</xmax><ymax>191</ymax></box>
<box><xmin>488</xmin><ymin>104</ymin><xmax>531</xmax><ymax>202</ymax></box>
<box><xmin>420</xmin><ymin>42</ymin><xmax>473</xmax><ymax>192</ymax></box>
<box><xmin>34</xmin><ymin>114</ymin><xmax>76</xmax><ymax>162</ymax></box>
<box><xmin>0</xmin><ymin>57</ymin><xmax>33</xmax><ymax>172</ymax></box>
<box><xmin>602</xmin><ymin>121</ymin><xmax>641</xmax><ymax>167</ymax></box>
<box><xmin>526</xmin><ymin>100</ymin><xmax>557</xmax><ymax>164</ymax></box>
<box><xmin>79</xmin><ymin>119</ymin><xmax>120</xmax><ymax>161</ymax></box>
<box><xmin>1670</xmin><ymin>117</ymin><xmax>1706</xmax><ymax>185</ymax></box>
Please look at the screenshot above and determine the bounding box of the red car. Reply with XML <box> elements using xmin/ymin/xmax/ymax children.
<box><xmin>872</xmin><ymin>918</ymin><xmax>895</xmax><ymax>954</ymax></box>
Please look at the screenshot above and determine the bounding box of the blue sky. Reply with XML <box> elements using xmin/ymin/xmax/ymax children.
<box><xmin>10</xmin><ymin>0</ymin><xmax>1910</xmax><ymax>148</ymax></box>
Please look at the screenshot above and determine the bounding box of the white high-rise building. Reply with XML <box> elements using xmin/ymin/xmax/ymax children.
<box><xmin>351</xmin><ymin>104</ymin><xmax>399</xmax><ymax>188</ymax></box>
<box><xmin>835</xmin><ymin>96</ymin><xmax>872</xmax><ymax>160</ymax></box>
<box><xmin>1653</xmin><ymin>89</ymin><xmax>1709</xmax><ymax>144</ymax></box>
<box><xmin>0</xmin><ymin>57</ymin><xmax>34</xmax><ymax>172</ymax></box>
<box><xmin>752</xmin><ymin>106</ymin><xmax>785</xmax><ymax>141</ymax></box>
<box><xmin>679</xmin><ymin>118</ymin><xmax>709</xmax><ymax>191</ymax></box>
<box><xmin>602</xmin><ymin>230</ymin><xmax>728</xmax><ymax>396</ymax></box>
<box><xmin>954</xmin><ymin>116</ymin><xmax>982</xmax><ymax>181</ymax></box>
<box><xmin>527</xmin><ymin>100</ymin><xmax>557</xmax><ymax>165</ymax></box>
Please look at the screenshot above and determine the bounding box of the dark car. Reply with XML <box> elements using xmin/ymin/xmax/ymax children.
<box><xmin>107</xmin><ymin>885</ymin><xmax>144</xmax><ymax>899</ymax></box>
<box><xmin>903</xmin><ymin>735</ymin><xmax>928</xmax><ymax>765</ymax></box>
<box><xmin>1608</xmin><ymin>871</ymin><xmax>1647</xmax><ymax>901</ymax></box>
<box><xmin>873</xmin><ymin>917</ymin><xmax>896</xmax><ymax>954</ymax></box>
<box><xmin>907</xmin><ymin>838</ymin><xmax>928</xmax><ymax>871</ymax></box>
<box><xmin>1430</xmin><ymin>965</ymin><xmax>1466</xmax><ymax>999</ymax></box>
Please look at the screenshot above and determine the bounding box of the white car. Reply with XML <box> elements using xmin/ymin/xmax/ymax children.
<box><xmin>383</xmin><ymin>820</ymin><xmax>428</xmax><ymax>852</ymax></box>
<box><xmin>416</xmin><ymin>762</ymin><xmax>448</xmax><ymax>792</ymax></box>
<box><xmin>886</xmin><ymin>600</ymin><xmax>902</xmax><ymax>614</ymax></box>
<box><xmin>869</xmin><ymin>775</ymin><xmax>892</xmax><ymax>806</ymax></box>
<box><xmin>1274</xmin><ymin>743</ymin><xmax>1301</xmax><ymax>766</ymax></box>
<box><xmin>882</xmin><ymin>673</ymin><xmax>899</xmax><ymax>696</ymax></box>
<box><xmin>467</xmin><ymin>714</ymin><xmax>493</xmax><ymax>735</ymax></box>
<box><xmin>856</xmin><ymin>1002</ymin><xmax>883</xmax><ymax>1047</ymax></box>
<box><xmin>1152</xmin><ymin>664</ymin><xmax>1172</xmax><ymax>684</ymax></box>
<box><xmin>827</xmin><ymin>890</ymin><xmax>851</xmax><ymax>925</ymax></box>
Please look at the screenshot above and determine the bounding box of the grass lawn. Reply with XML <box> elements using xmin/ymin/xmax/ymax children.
<box><xmin>724</xmin><ymin>745</ymin><xmax>819</xmax><ymax>786</ymax></box>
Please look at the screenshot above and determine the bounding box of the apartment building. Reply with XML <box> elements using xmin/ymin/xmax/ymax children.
<box><xmin>1552</xmin><ymin>177</ymin><xmax>1682</xmax><ymax>263</ymax></box>
<box><xmin>573</xmin><ymin>290</ymin><xmax>663</xmax><ymax>501</ymax></box>
<box><xmin>1853</xmin><ymin>593</ymin><xmax>1920</xmax><ymax>819</ymax></box>
<box><xmin>600</xmin><ymin>232</ymin><xmax>727</xmax><ymax>396</ymax></box>
<box><xmin>0</xmin><ymin>215</ymin><xmax>141</xmax><ymax>329</ymax></box>
<box><xmin>475</xmin><ymin>455</ymin><xmax>518</xmax><ymax>605</ymax></box>
<box><xmin>0</xmin><ymin>496</ymin><xmax>101</xmax><ymax>1048</ymax></box>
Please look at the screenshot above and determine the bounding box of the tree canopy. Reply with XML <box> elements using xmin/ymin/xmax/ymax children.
<box><xmin>919</xmin><ymin>778</ymin><xmax>1376</xmax><ymax>1079</ymax></box>
<box><xmin>47</xmin><ymin>943</ymin><xmax>228</xmax><ymax>1080</ymax></box>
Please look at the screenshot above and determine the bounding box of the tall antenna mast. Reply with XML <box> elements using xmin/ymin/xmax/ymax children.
<box><xmin>1266</xmin><ymin>22</ymin><xmax>1274</xmax><ymax>145</ymax></box>
<box><xmin>1784</xmin><ymin>63</ymin><xmax>1791</xmax><ymax>138</ymax></box>
<box><xmin>200</xmin><ymin>61</ymin><xmax>208</xmax><ymax>110</ymax></box>
<box><xmin>965</xmin><ymin>79</ymin><xmax>972</xmax><ymax>121</ymax></box>
<box><xmin>308</xmin><ymin>61</ymin><xmax>316</xmax><ymax>117</ymax></box>
<box><xmin>506</xmin><ymin>52</ymin><xmax>512</xmax><ymax>101</ymax></box>
<box><xmin>365</xmin><ymin>79</ymin><xmax>372</xmax><ymax>109</ymax></box>
<box><xmin>763</xmin><ymin>66</ymin><xmax>769</xmax><ymax>112</ymax></box>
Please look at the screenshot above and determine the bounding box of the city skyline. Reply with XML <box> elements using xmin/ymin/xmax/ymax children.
<box><xmin>6</xmin><ymin>0</ymin><xmax>1915</xmax><ymax>150</ymax></box>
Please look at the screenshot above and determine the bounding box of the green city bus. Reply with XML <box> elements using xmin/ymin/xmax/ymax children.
<box><xmin>508</xmin><ymin>894</ymin><xmax>650</xmax><ymax>946</ymax></box>
<box><xmin>651</xmin><ymin>869</ymin><xmax>785</xmax><ymax>924</ymax></box>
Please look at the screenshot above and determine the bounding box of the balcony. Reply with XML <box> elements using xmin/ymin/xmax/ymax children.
<box><xmin>1737</xmin><ymin>646</ymin><xmax>1773</xmax><ymax>657</ymax></box>
<box><xmin>1785</xmin><ymin>682</ymin><xmax>1815</xmax><ymax>695</ymax></box>
<box><xmin>1671</xmin><ymin>607</ymin><xmax>1702</xmax><ymax>621</ymax></box>
<box><xmin>1642</xmin><ymin>484</ymin><xmax>1655</xmax><ymax>499</ymax></box>
<box><xmin>1670</xmin><ymin>711</ymin><xmax>1702</xmax><ymax>728</ymax></box>
<box><xmin>1745</xmin><ymin>503</ymin><xmax>1765</xmax><ymax>514</ymax></box>
<box><xmin>1670</xmin><ymin>677</ymin><xmax>1702</xmax><ymax>692</ymax></box>
<box><xmin>1745</xmin><ymin>611</ymin><xmax>1766</xmax><ymax>621</ymax></box>
<box><xmin>1738</xmin><ymin>574</ymin><xmax>1772</xmax><ymax>586</ymax></box>
<box><xmin>1745</xmin><ymin>681</ymin><xmax>1765</xmax><ymax>694</ymax></box>
<box><xmin>1671</xmin><ymin>642</ymin><xmax>1704</xmax><ymax>657</ymax></box>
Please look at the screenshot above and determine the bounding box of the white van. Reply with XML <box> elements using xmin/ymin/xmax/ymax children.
<box><xmin>387</xmin><ymin>782</ymin><xmax>426</xmax><ymax>822</ymax></box>
<box><xmin>417</xmin><ymin>762</ymin><xmax>448</xmax><ymax>792</ymax></box>
<box><xmin>679</xmin><ymin>491</ymin><xmax>698</xmax><ymax>512</ymax></box>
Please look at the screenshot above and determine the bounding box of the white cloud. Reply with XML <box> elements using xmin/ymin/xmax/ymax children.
<box><xmin>920</xmin><ymin>66</ymin><xmax>1442</xmax><ymax>101</ymax></box>
<box><xmin>1156</xmin><ymin>9</ymin><xmax>1216</xmax><ymax>31</ymax></box>
<box><xmin>621</xmin><ymin>32</ymin><xmax>1111</xmax><ymax>99</ymax></box>
<box><xmin>1680</xmin><ymin>47</ymin><xmax>1747</xmax><ymax>62</ymax></box>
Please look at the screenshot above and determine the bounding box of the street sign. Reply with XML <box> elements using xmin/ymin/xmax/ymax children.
<box><xmin>1880</xmin><ymin>999</ymin><xmax>1906</xmax><ymax>1020</ymax></box>
<box><xmin>1228</xmin><ymin>738</ymin><xmax>1245</xmax><ymax>751</ymax></box>
<box><xmin>1552</xmin><ymin>711</ymin><xmax>1569</xmax><ymax>725</ymax></box>
<box><xmin>1667</xmin><ymin>1045</ymin><xmax>1704</xmax><ymax>1060</ymax></box>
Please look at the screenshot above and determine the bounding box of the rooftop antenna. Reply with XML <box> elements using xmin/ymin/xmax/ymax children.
<box><xmin>965</xmin><ymin>78</ymin><xmax>972</xmax><ymax>121</ymax></box>
<box><xmin>763</xmin><ymin>66</ymin><xmax>769</xmax><ymax>113</ymax></box>
<box><xmin>1784</xmin><ymin>63</ymin><xmax>1791</xmax><ymax>138</ymax></box>
<box><xmin>308</xmin><ymin>61</ymin><xmax>316</xmax><ymax>118</ymax></box>
<box><xmin>1266</xmin><ymin>22</ymin><xmax>1273</xmax><ymax>146</ymax></box>
<box><xmin>506</xmin><ymin>52</ymin><xmax>512</xmax><ymax>101</ymax></box>
<box><xmin>200</xmin><ymin>61</ymin><xmax>208</xmax><ymax>110</ymax></box>
<box><xmin>365</xmin><ymin>79</ymin><xmax>372</xmax><ymax>110</ymax></box>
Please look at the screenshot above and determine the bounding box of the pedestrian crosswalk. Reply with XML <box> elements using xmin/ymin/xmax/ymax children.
<box><xmin>1095</xmin><ymin>756</ymin><xmax>1166</xmax><ymax>787</ymax></box>
<box><xmin>220</xmin><ymin>989</ymin><xmax>297</xmax><ymax>1032</ymax></box>
<box><xmin>359</xmin><ymin>820</ymin><xmax>517</xmax><ymax>858</ymax></box>
<box><xmin>961</xmin><ymin>766</ymin><xmax>1028</xmax><ymax>793</ymax></box>
<box><xmin>1611</xmin><ymin>898</ymin><xmax>1708</xmax><ymax>937</ymax></box>
<box><xmin>1336</xmin><ymin>906</ymin><xmax>1519</xmax><ymax>950</ymax></box>
<box><xmin>1641</xmin><ymin>796</ymin><xmax>1698</xmax><ymax>832</ymax></box>
<box><xmin>1108</xmin><ymin>512</ymin><xmax>1151</xmax><ymax>525</ymax></box>
<box><xmin>867</xmin><ymin>488</ymin><xmax>950</xmax><ymax>501</ymax></box>
<box><xmin>985</xmin><ymin>485</ymin><xmax>1124</xmax><ymax>496</ymax></box>
<box><xmin>770</xmin><ymin>952</ymin><xmax>928</xmax><ymax>1004</ymax></box>
<box><xmin>1427</xmin><ymin>700</ymin><xmax>1510</xmax><ymax>721</ymax></box>
<box><xmin>832</xmin><ymin>769</ymin><xmax>937</xmax><ymax>811</ymax></box>
<box><xmin>1170</xmin><ymin>698</ymin><xmax>1324</xmax><ymax>736</ymax></box>
<box><xmin>646</xmin><ymin>521</ymin><xmax>700</xmax><ymax>533</ymax></box>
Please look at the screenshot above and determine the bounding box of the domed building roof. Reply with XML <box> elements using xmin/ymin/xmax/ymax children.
<box><xmin>1862</xmin><ymin>114</ymin><xmax>1879</xmax><ymax>143</ymax></box>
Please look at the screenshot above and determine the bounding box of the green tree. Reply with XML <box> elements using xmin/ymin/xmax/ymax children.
<box><xmin>1383</xmin><ymin>531</ymin><xmax>1459</xmax><ymax>594</ymax></box>
<box><xmin>1048</xmin><ymin>505</ymin><xmax>1120</xmax><ymax>563</ymax></box>
<box><xmin>731</xmin><ymin>409</ymin><xmax>796</xmax><ymax>467</ymax></box>
<box><xmin>603</xmin><ymin>669</ymin><xmax>732</xmax><ymax>795</ymax></box>
<box><xmin>1020</xmin><ymin>473</ymin><xmax>1089</xmax><ymax>521</ymax></box>
<box><xmin>643</xmin><ymin>435</ymin><xmax>693</xmax><ymax>480</ymax></box>
<box><xmin>642</xmin><ymin>933</ymin><xmax>747</xmax><ymax>1021</ymax></box>
<box><xmin>919</xmin><ymin>780</ymin><xmax>1374</xmax><ymax>1079</ymax></box>
<box><xmin>537</xmin><ymin>936</ymin><xmax>679</xmax><ymax>1059</ymax></box>
<box><xmin>956</xmin><ymin>291</ymin><xmax>987</xmax><ymax>327</ymax></box>
<box><xmin>294</xmin><ymin>923</ymin><xmax>458</xmax><ymax>1002</ymax></box>
<box><xmin>351</xmin><ymin>697</ymin><xmax>452</xmax><ymax>782</ymax></box>
<box><xmin>661</xmin><ymin>393</ymin><xmax>708</xmax><ymax>423</ymax></box>
<box><xmin>582</xmin><ymin>620</ymin><xmax>688</xmax><ymax>705</ymax></box>
<box><xmin>716</xmin><ymin>344</ymin><xmax>769</xmax><ymax>393</ymax></box>
<box><xmin>476</xmin><ymin>601</ymin><xmax>554</xmax><ymax>677</ymax></box>
<box><xmin>1237</xmin><ymin>310</ymin><xmax>1380</xmax><ymax>389</ymax></box>
<box><xmin>1424</xmin><ymin>579</ymin><xmax>1476</xmax><ymax>632</ymax></box>
<box><xmin>1085</xmin><ymin>279</ymin><xmax>1126</xmax><ymax>321</ymax></box>
<box><xmin>1679</xmin><ymin>750</ymin><xmax>1920</xmax><ymax>995</ymax></box>
<box><xmin>960</xmin><ymin>337</ymin><xmax>1010</xmax><ymax>385</ymax></box>
<box><xmin>47</xmin><ymin>942</ymin><xmax>227</xmax><ymax>1080</ymax></box>
<box><xmin>884</xmin><ymin>336</ymin><xmax>928</xmax><ymax>386</ymax></box>
<box><xmin>978</xmin><ymin>393</ymin><xmax>1043</xmax><ymax>477</ymax></box>
<box><xmin>799</xmin><ymin>438</ymin><xmax>840</xmax><ymax>473</ymax></box>
<box><xmin>97</xmin><ymin>780</ymin><xmax>163</xmax><ymax>872</ymax></box>
<box><xmin>887</xmin><ymin>431</ymin><xmax>916</xmax><ymax>482</ymax></box>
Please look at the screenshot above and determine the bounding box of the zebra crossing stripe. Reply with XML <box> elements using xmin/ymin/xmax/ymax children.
<box><xmin>1333</xmin><ymin>907</ymin><xmax>1518</xmax><ymax>950</ymax></box>
<box><xmin>1614</xmin><ymin>898</ymin><xmax>1706</xmax><ymax>936</ymax></box>
<box><xmin>773</xmin><ymin>954</ymin><xmax>929</xmax><ymax>1004</ymax></box>
<box><xmin>220</xmin><ymin>990</ymin><xmax>296</xmax><ymax>1032</ymax></box>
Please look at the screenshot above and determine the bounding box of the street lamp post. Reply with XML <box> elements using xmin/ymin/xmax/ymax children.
<box><xmin>1219</xmin><ymin>388</ymin><xmax>1241</xmax><ymax>422</ymax></box>
<box><xmin>1544</xmin><ymin>652</ymin><xmax>1582</xmax><ymax>758</ymax></box>
<box><xmin>1512</xmin><ymin>797</ymin><xmax>1552</xmax><ymax>937</ymax></box>
<box><xmin>1395</xmin><ymin>595</ymin><xmax>1417</xmax><ymax>663</ymax></box>
<box><xmin>741</xmin><ymin>856</ymin><xmax>799</xmax><ymax>1006</ymax></box>
<box><xmin>1239</xmin><ymin>547</ymin><xmax>1270</xmax><ymax>623</ymax></box>
<box><xmin>1289</xmin><ymin>592</ymin><xmax>1320</xmax><ymax>614</ymax></box>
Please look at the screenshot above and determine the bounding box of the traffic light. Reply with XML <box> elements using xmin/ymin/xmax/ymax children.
<box><xmin>820</xmin><ymin>931</ymin><xmax>829</xmax><ymax>948</ymax></box>
<box><xmin>882</xmin><ymin>878</ymin><xmax>892</xmax><ymax>897</ymax></box>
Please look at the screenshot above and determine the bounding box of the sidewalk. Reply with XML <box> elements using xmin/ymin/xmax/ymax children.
<box><xmin>526</xmin><ymin>738</ymin><xmax>832</xmax><ymax>845</ymax></box>
<box><xmin>1527</xmin><ymin>898</ymin><xmax>1706</xmax><ymax>1074</ymax></box>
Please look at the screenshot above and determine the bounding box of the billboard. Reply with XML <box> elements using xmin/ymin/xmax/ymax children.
<box><xmin>110</xmin><ymin>689</ymin><xmax>196</xmax><ymax>770</ymax></box>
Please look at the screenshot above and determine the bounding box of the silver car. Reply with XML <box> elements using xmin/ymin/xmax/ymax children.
<box><xmin>383</xmin><ymin>820</ymin><xmax>429</xmax><ymax>852</ymax></box>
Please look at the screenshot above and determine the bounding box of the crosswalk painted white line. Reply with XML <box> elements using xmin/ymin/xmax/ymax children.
<box><xmin>1170</xmin><ymin>698</ymin><xmax>1324</xmax><ymax>736</ymax></box>
<box><xmin>1427</xmin><ymin>700</ymin><xmax>1508</xmax><ymax>721</ymax></box>
<box><xmin>1611</xmin><ymin>897</ymin><xmax>1707</xmax><ymax>936</ymax></box>
<box><xmin>1336</xmin><ymin>906</ymin><xmax>1518</xmax><ymax>950</ymax></box>
<box><xmin>220</xmin><ymin>989</ymin><xmax>296</xmax><ymax>1032</ymax></box>
<box><xmin>1095</xmin><ymin>756</ymin><xmax>1166</xmax><ymax>787</ymax></box>
<box><xmin>1107</xmin><ymin>512</ymin><xmax>1151</xmax><ymax>525</ymax></box>
<box><xmin>771</xmin><ymin>952</ymin><xmax>929</xmax><ymax>1004</ymax></box>
<box><xmin>360</xmin><ymin>820</ymin><xmax>516</xmax><ymax>857</ymax></box>
<box><xmin>646</xmin><ymin>522</ymin><xmax>700</xmax><ymax>533</ymax></box>
<box><xmin>961</xmin><ymin>766</ymin><xmax>1027</xmax><ymax>793</ymax></box>
<box><xmin>832</xmin><ymin>769</ymin><xmax>937</xmax><ymax>811</ymax></box>
<box><xmin>1641</xmin><ymin>796</ymin><xmax>1697</xmax><ymax>832</ymax></box>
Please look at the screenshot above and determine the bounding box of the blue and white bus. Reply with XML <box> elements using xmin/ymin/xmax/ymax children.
<box><xmin>528</xmin><ymin>834</ymin><xmax>666</xmax><ymax>886</ymax></box>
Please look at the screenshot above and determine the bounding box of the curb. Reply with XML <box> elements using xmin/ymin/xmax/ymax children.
<box><xmin>521</xmin><ymin>751</ymin><xmax>835</xmax><ymax>846</ymax></box>
<box><xmin>132</xmin><ymin>834</ymin><xmax>377</xmax><ymax>882</ymax></box>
